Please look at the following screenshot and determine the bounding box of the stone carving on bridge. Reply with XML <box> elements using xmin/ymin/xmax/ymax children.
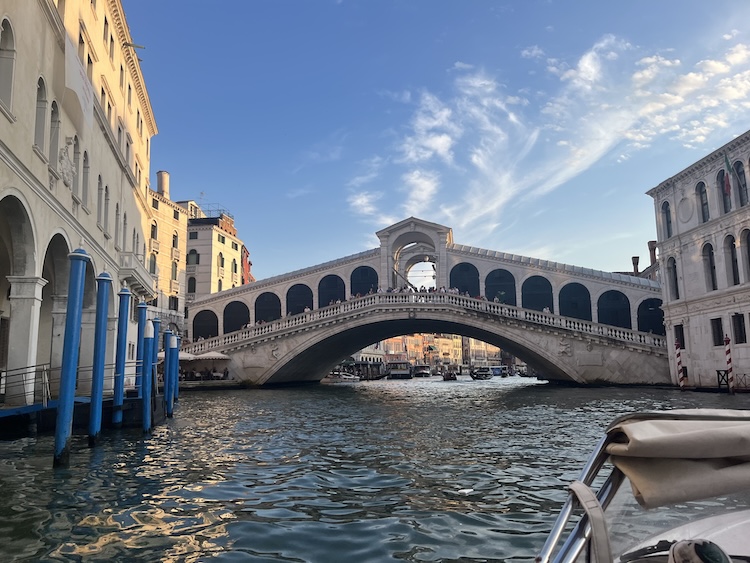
<box><xmin>270</xmin><ymin>343</ymin><xmax>280</xmax><ymax>360</ymax></box>
<box><xmin>558</xmin><ymin>337</ymin><xmax>572</xmax><ymax>356</ymax></box>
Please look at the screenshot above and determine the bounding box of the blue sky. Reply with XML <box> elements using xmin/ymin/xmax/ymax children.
<box><xmin>122</xmin><ymin>1</ymin><xmax>750</xmax><ymax>281</ymax></box>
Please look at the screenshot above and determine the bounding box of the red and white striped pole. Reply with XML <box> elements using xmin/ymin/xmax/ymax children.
<box><xmin>675</xmin><ymin>339</ymin><xmax>686</xmax><ymax>390</ymax></box>
<box><xmin>724</xmin><ymin>334</ymin><xmax>734</xmax><ymax>394</ymax></box>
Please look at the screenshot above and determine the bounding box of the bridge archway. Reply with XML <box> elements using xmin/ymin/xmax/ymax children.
<box><xmin>224</xmin><ymin>301</ymin><xmax>250</xmax><ymax>333</ymax></box>
<box><xmin>598</xmin><ymin>290</ymin><xmax>631</xmax><ymax>329</ymax></box>
<box><xmin>319</xmin><ymin>274</ymin><xmax>345</xmax><ymax>307</ymax></box>
<box><xmin>350</xmin><ymin>266</ymin><xmax>377</xmax><ymax>296</ymax></box>
<box><xmin>193</xmin><ymin>310</ymin><xmax>219</xmax><ymax>340</ymax></box>
<box><xmin>559</xmin><ymin>282</ymin><xmax>592</xmax><ymax>321</ymax></box>
<box><xmin>485</xmin><ymin>269</ymin><xmax>516</xmax><ymax>305</ymax></box>
<box><xmin>287</xmin><ymin>284</ymin><xmax>313</xmax><ymax>315</ymax></box>
<box><xmin>522</xmin><ymin>275</ymin><xmax>553</xmax><ymax>312</ymax></box>
<box><xmin>637</xmin><ymin>298</ymin><xmax>664</xmax><ymax>335</ymax></box>
<box><xmin>450</xmin><ymin>262</ymin><xmax>480</xmax><ymax>296</ymax></box>
<box><xmin>256</xmin><ymin>292</ymin><xmax>282</xmax><ymax>323</ymax></box>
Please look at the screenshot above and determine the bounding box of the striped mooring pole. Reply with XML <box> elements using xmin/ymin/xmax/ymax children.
<box><xmin>724</xmin><ymin>334</ymin><xmax>734</xmax><ymax>394</ymax></box>
<box><xmin>675</xmin><ymin>339</ymin><xmax>686</xmax><ymax>390</ymax></box>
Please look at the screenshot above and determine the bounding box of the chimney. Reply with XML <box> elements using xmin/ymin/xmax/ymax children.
<box><xmin>632</xmin><ymin>256</ymin><xmax>640</xmax><ymax>275</ymax></box>
<box><xmin>648</xmin><ymin>240</ymin><xmax>657</xmax><ymax>265</ymax></box>
<box><xmin>157</xmin><ymin>170</ymin><xmax>170</xmax><ymax>199</ymax></box>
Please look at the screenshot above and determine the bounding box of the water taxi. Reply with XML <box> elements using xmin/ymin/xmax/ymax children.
<box><xmin>386</xmin><ymin>361</ymin><xmax>413</xmax><ymax>379</ymax></box>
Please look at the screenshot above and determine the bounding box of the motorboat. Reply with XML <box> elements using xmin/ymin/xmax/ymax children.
<box><xmin>321</xmin><ymin>370</ymin><xmax>360</xmax><ymax>384</ymax></box>
<box><xmin>442</xmin><ymin>371</ymin><xmax>457</xmax><ymax>381</ymax></box>
<box><xmin>537</xmin><ymin>409</ymin><xmax>750</xmax><ymax>563</ymax></box>
<box><xmin>470</xmin><ymin>367</ymin><xmax>493</xmax><ymax>380</ymax></box>
<box><xmin>386</xmin><ymin>361</ymin><xmax>413</xmax><ymax>379</ymax></box>
<box><xmin>413</xmin><ymin>364</ymin><xmax>432</xmax><ymax>377</ymax></box>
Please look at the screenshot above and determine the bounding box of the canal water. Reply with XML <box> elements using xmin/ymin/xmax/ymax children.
<box><xmin>0</xmin><ymin>377</ymin><xmax>747</xmax><ymax>562</ymax></box>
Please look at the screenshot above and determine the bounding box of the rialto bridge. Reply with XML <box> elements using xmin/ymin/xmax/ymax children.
<box><xmin>184</xmin><ymin>218</ymin><xmax>670</xmax><ymax>387</ymax></box>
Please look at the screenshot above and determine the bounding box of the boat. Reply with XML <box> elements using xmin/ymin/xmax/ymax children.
<box><xmin>469</xmin><ymin>367</ymin><xmax>493</xmax><ymax>380</ymax></box>
<box><xmin>442</xmin><ymin>371</ymin><xmax>457</xmax><ymax>381</ymax></box>
<box><xmin>321</xmin><ymin>370</ymin><xmax>360</xmax><ymax>383</ymax></box>
<box><xmin>538</xmin><ymin>408</ymin><xmax>750</xmax><ymax>563</ymax></box>
<box><xmin>490</xmin><ymin>365</ymin><xmax>509</xmax><ymax>377</ymax></box>
<box><xmin>413</xmin><ymin>364</ymin><xmax>431</xmax><ymax>377</ymax></box>
<box><xmin>386</xmin><ymin>361</ymin><xmax>413</xmax><ymax>379</ymax></box>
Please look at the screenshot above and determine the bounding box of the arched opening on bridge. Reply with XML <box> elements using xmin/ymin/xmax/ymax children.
<box><xmin>407</xmin><ymin>261</ymin><xmax>435</xmax><ymax>290</ymax></box>
<box><xmin>449</xmin><ymin>263</ymin><xmax>479</xmax><ymax>296</ymax></box>
<box><xmin>351</xmin><ymin>266</ymin><xmax>378</xmax><ymax>296</ymax></box>
<box><xmin>485</xmin><ymin>269</ymin><xmax>516</xmax><ymax>305</ymax></box>
<box><xmin>287</xmin><ymin>284</ymin><xmax>313</xmax><ymax>315</ymax></box>
<box><xmin>193</xmin><ymin>310</ymin><xmax>219</xmax><ymax>340</ymax></box>
<box><xmin>559</xmin><ymin>282</ymin><xmax>592</xmax><ymax>321</ymax></box>
<box><xmin>637</xmin><ymin>298</ymin><xmax>664</xmax><ymax>334</ymax></box>
<box><xmin>522</xmin><ymin>276</ymin><xmax>553</xmax><ymax>312</ymax></box>
<box><xmin>223</xmin><ymin>301</ymin><xmax>250</xmax><ymax>333</ymax></box>
<box><xmin>598</xmin><ymin>290</ymin><xmax>631</xmax><ymax>329</ymax></box>
<box><xmin>319</xmin><ymin>275</ymin><xmax>345</xmax><ymax>307</ymax></box>
<box><xmin>256</xmin><ymin>292</ymin><xmax>282</xmax><ymax>323</ymax></box>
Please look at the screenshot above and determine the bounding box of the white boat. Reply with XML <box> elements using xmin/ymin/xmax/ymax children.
<box><xmin>321</xmin><ymin>370</ymin><xmax>360</xmax><ymax>384</ymax></box>
<box><xmin>470</xmin><ymin>367</ymin><xmax>493</xmax><ymax>380</ymax></box>
<box><xmin>538</xmin><ymin>409</ymin><xmax>750</xmax><ymax>563</ymax></box>
<box><xmin>386</xmin><ymin>361</ymin><xmax>413</xmax><ymax>379</ymax></box>
<box><xmin>413</xmin><ymin>364</ymin><xmax>431</xmax><ymax>377</ymax></box>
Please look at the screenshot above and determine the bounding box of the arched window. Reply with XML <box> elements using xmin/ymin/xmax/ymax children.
<box><xmin>34</xmin><ymin>78</ymin><xmax>46</xmax><ymax>148</ymax></box>
<box><xmin>661</xmin><ymin>201</ymin><xmax>672</xmax><ymax>238</ymax></box>
<box><xmin>232</xmin><ymin>259</ymin><xmax>237</xmax><ymax>273</ymax></box>
<box><xmin>697</xmin><ymin>182</ymin><xmax>709</xmax><ymax>223</ymax></box>
<box><xmin>218</xmin><ymin>252</ymin><xmax>225</xmax><ymax>268</ymax></box>
<box><xmin>217</xmin><ymin>279</ymin><xmax>222</xmax><ymax>292</ymax></box>
<box><xmin>171</xmin><ymin>261</ymin><xmax>177</xmax><ymax>280</ymax></box>
<box><xmin>735</xmin><ymin>161</ymin><xmax>748</xmax><ymax>207</ymax></box>
<box><xmin>725</xmin><ymin>235</ymin><xmax>740</xmax><ymax>286</ymax></box>
<box><xmin>103</xmin><ymin>186</ymin><xmax>110</xmax><ymax>231</ymax></box>
<box><xmin>114</xmin><ymin>203</ymin><xmax>120</xmax><ymax>248</ymax></box>
<box><xmin>187</xmin><ymin>249</ymin><xmax>200</xmax><ymax>265</ymax></box>
<box><xmin>187</xmin><ymin>277</ymin><xmax>196</xmax><ymax>293</ymax></box>
<box><xmin>49</xmin><ymin>101</ymin><xmax>60</xmax><ymax>168</ymax></box>
<box><xmin>150</xmin><ymin>221</ymin><xmax>158</xmax><ymax>240</ymax></box>
<box><xmin>703</xmin><ymin>243</ymin><xmax>717</xmax><ymax>291</ymax></box>
<box><xmin>172</xmin><ymin>232</ymin><xmax>178</xmax><ymax>248</ymax></box>
<box><xmin>122</xmin><ymin>213</ymin><xmax>127</xmax><ymax>252</ymax></box>
<box><xmin>667</xmin><ymin>257</ymin><xmax>679</xmax><ymax>300</ymax></box>
<box><xmin>96</xmin><ymin>176</ymin><xmax>103</xmax><ymax>225</ymax></box>
<box><xmin>72</xmin><ymin>136</ymin><xmax>80</xmax><ymax>198</ymax></box>
<box><xmin>148</xmin><ymin>253</ymin><xmax>157</xmax><ymax>275</ymax></box>
<box><xmin>81</xmin><ymin>151</ymin><xmax>89</xmax><ymax>207</ymax></box>
<box><xmin>0</xmin><ymin>19</ymin><xmax>16</xmax><ymax>109</ymax></box>
<box><xmin>720</xmin><ymin>170</ymin><xmax>732</xmax><ymax>214</ymax></box>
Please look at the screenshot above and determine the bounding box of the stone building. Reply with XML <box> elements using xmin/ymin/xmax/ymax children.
<box><xmin>0</xmin><ymin>0</ymin><xmax>156</xmax><ymax>404</ymax></box>
<box><xmin>648</xmin><ymin>130</ymin><xmax>750</xmax><ymax>388</ymax></box>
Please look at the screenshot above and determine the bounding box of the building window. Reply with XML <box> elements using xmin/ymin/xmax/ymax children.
<box><xmin>172</xmin><ymin>232</ymin><xmax>178</xmax><ymax>248</ymax></box>
<box><xmin>737</xmin><ymin>162</ymin><xmax>749</xmax><ymax>207</ymax></box>
<box><xmin>171</xmin><ymin>261</ymin><xmax>178</xmax><ymax>280</ymax></box>
<box><xmin>169</xmin><ymin>296</ymin><xmax>179</xmax><ymax>311</ymax></box>
<box><xmin>150</xmin><ymin>222</ymin><xmax>158</xmax><ymax>240</ymax></box>
<box><xmin>667</xmin><ymin>257</ymin><xmax>679</xmax><ymax>300</ymax></box>
<box><xmin>152</xmin><ymin>198</ymin><xmax>159</xmax><ymax>209</ymax></box>
<box><xmin>34</xmin><ymin>79</ymin><xmax>46</xmax><ymax>149</ymax></box>
<box><xmin>674</xmin><ymin>324</ymin><xmax>685</xmax><ymax>349</ymax></box>
<box><xmin>697</xmin><ymin>182</ymin><xmax>709</xmax><ymax>223</ymax></box>
<box><xmin>219</xmin><ymin>253</ymin><xmax>225</xmax><ymax>267</ymax></box>
<box><xmin>232</xmin><ymin>241</ymin><xmax>238</xmax><ymax>251</ymax></box>
<box><xmin>661</xmin><ymin>201</ymin><xmax>672</xmax><ymax>238</ymax></box>
<box><xmin>49</xmin><ymin>102</ymin><xmax>60</xmax><ymax>168</ymax></box>
<box><xmin>732</xmin><ymin>314</ymin><xmax>747</xmax><ymax>344</ymax></box>
<box><xmin>711</xmin><ymin>318</ymin><xmax>724</xmax><ymax>347</ymax></box>
<box><xmin>173</xmin><ymin>209</ymin><xmax>180</xmax><ymax>220</ymax></box>
<box><xmin>726</xmin><ymin>235</ymin><xmax>740</xmax><ymax>286</ymax></box>
<box><xmin>119</xmin><ymin>65</ymin><xmax>124</xmax><ymax>88</ymax></box>
<box><xmin>148</xmin><ymin>253</ymin><xmax>157</xmax><ymax>275</ymax></box>
<box><xmin>187</xmin><ymin>277</ymin><xmax>196</xmax><ymax>293</ymax></box>
<box><xmin>189</xmin><ymin>231</ymin><xmax>198</xmax><ymax>240</ymax></box>
<box><xmin>232</xmin><ymin>259</ymin><xmax>238</xmax><ymax>273</ymax></box>
<box><xmin>720</xmin><ymin>170</ymin><xmax>732</xmax><ymax>214</ymax></box>
<box><xmin>0</xmin><ymin>19</ymin><xmax>15</xmax><ymax>109</ymax></box>
<box><xmin>703</xmin><ymin>243</ymin><xmax>717</xmax><ymax>291</ymax></box>
<box><xmin>218</xmin><ymin>279</ymin><xmax>222</xmax><ymax>292</ymax></box>
<box><xmin>187</xmin><ymin>249</ymin><xmax>199</xmax><ymax>265</ymax></box>
<box><xmin>218</xmin><ymin>234</ymin><xmax>225</xmax><ymax>244</ymax></box>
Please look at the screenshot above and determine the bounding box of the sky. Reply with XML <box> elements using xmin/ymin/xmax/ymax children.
<box><xmin>121</xmin><ymin>0</ymin><xmax>750</xmax><ymax>282</ymax></box>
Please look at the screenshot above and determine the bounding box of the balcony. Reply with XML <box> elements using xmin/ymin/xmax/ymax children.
<box><xmin>218</xmin><ymin>266</ymin><xmax>225</xmax><ymax>277</ymax></box>
<box><xmin>149</xmin><ymin>238</ymin><xmax>160</xmax><ymax>253</ymax></box>
<box><xmin>119</xmin><ymin>252</ymin><xmax>156</xmax><ymax>299</ymax></box>
<box><xmin>186</xmin><ymin>264</ymin><xmax>197</xmax><ymax>274</ymax></box>
<box><xmin>231</xmin><ymin>272</ymin><xmax>239</xmax><ymax>284</ymax></box>
<box><xmin>170</xmin><ymin>280</ymin><xmax>180</xmax><ymax>293</ymax></box>
<box><xmin>171</xmin><ymin>246</ymin><xmax>180</xmax><ymax>261</ymax></box>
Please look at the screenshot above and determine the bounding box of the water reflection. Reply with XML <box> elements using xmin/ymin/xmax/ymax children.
<box><xmin>0</xmin><ymin>377</ymin><xmax>747</xmax><ymax>562</ymax></box>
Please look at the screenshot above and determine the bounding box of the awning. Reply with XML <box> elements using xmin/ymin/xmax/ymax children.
<box><xmin>193</xmin><ymin>351</ymin><xmax>231</xmax><ymax>361</ymax></box>
<box><xmin>157</xmin><ymin>350</ymin><xmax>197</xmax><ymax>361</ymax></box>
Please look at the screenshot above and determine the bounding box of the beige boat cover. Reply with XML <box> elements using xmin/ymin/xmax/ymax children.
<box><xmin>605</xmin><ymin>409</ymin><xmax>750</xmax><ymax>509</ymax></box>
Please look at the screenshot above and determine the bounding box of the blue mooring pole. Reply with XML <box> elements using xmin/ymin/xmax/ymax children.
<box><xmin>163</xmin><ymin>329</ymin><xmax>172</xmax><ymax>415</ymax></box>
<box><xmin>174</xmin><ymin>335</ymin><xmax>181</xmax><ymax>403</ymax></box>
<box><xmin>151</xmin><ymin>317</ymin><xmax>161</xmax><ymax>395</ymax></box>
<box><xmin>142</xmin><ymin>320</ymin><xmax>154</xmax><ymax>434</ymax></box>
<box><xmin>113</xmin><ymin>287</ymin><xmax>131</xmax><ymax>428</ymax></box>
<box><xmin>135</xmin><ymin>302</ymin><xmax>147</xmax><ymax>398</ymax></box>
<box><xmin>88</xmin><ymin>271</ymin><xmax>112</xmax><ymax>447</ymax></box>
<box><xmin>53</xmin><ymin>248</ymin><xmax>90</xmax><ymax>468</ymax></box>
<box><xmin>166</xmin><ymin>332</ymin><xmax>178</xmax><ymax>418</ymax></box>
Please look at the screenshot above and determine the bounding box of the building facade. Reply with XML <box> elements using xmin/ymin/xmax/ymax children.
<box><xmin>0</xmin><ymin>0</ymin><xmax>156</xmax><ymax>405</ymax></box>
<box><xmin>648</xmin><ymin>130</ymin><xmax>750</xmax><ymax>388</ymax></box>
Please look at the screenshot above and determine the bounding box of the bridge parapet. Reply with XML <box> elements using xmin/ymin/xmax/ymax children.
<box><xmin>182</xmin><ymin>292</ymin><xmax>666</xmax><ymax>356</ymax></box>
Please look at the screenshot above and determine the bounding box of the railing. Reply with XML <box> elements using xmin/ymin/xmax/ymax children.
<box><xmin>183</xmin><ymin>292</ymin><xmax>667</xmax><ymax>354</ymax></box>
<box><xmin>170</xmin><ymin>280</ymin><xmax>180</xmax><ymax>293</ymax></box>
<box><xmin>0</xmin><ymin>363</ymin><xmax>51</xmax><ymax>407</ymax></box>
<box><xmin>150</xmin><ymin>238</ymin><xmax>160</xmax><ymax>253</ymax></box>
<box><xmin>171</xmin><ymin>247</ymin><xmax>180</xmax><ymax>261</ymax></box>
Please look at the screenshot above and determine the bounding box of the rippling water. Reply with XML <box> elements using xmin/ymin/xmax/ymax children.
<box><xmin>0</xmin><ymin>377</ymin><xmax>746</xmax><ymax>562</ymax></box>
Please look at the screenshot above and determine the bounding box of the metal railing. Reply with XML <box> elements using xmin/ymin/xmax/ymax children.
<box><xmin>0</xmin><ymin>363</ymin><xmax>51</xmax><ymax>407</ymax></box>
<box><xmin>183</xmin><ymin>292</ymin><xmax>667</xmax><ymax>354</ymax></box>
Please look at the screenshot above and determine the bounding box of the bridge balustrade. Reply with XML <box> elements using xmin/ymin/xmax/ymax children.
<box><xmin>184</xmin><ymin>292</ymin><xmax>666</xmax><ymax>355</ymax></box>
